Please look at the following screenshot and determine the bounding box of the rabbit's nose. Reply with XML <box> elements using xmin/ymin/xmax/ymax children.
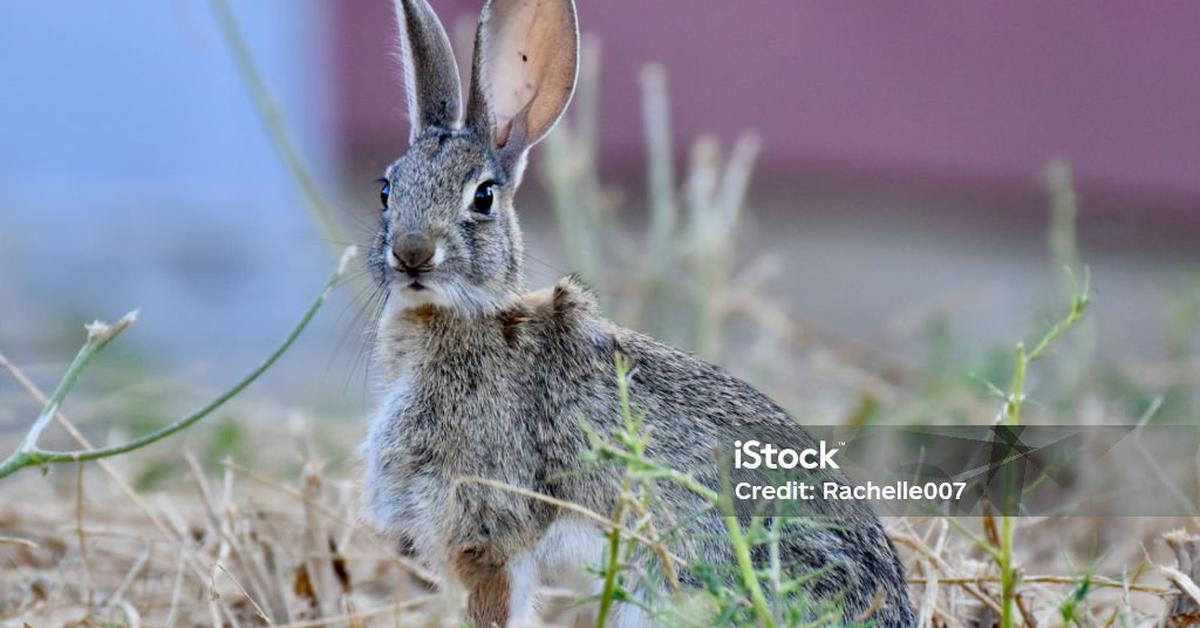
<box><xmin>391</xmin><ymin>232</ymin><xmax>437</xmax><ymax>274</ymax></box>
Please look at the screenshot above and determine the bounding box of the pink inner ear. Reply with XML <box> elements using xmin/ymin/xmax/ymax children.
<box><xmin>495</xmin><ymin>117</ymin><xmax>514</xmax><ymax>148</ymax></box>
<box><xmin>483</xmin><ymin>1</ymin><xmax>543</xmax><ymax>148</ymax></box>
<box><xmin>488</xmin><ymin>67</ymin><xmax>530</xmax><ymax>148</ymax></box>
<box><xmin>479</xmin><ymin>0</ymin><xmax>575</xmax><ymax>151</ymax></box>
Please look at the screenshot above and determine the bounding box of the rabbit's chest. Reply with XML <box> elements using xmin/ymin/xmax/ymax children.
<box><xmin>362</xmin><ymin>358</ymin><xmax>546</xmax><ymax>535</ymax></box>
<box><xmin>372</xmin><ymin>358</ymin><xmax>527</xmax><ymax>453</ymax></box>
<box><xmin>396</xmin><ymin>385</ymin><xmax>526</xmax><ymax>466</ymax></box>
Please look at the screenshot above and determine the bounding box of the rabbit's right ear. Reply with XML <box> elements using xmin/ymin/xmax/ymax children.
<box><xmin>464</xmin><ymin>0</ymin><xmax>579</xmax><ymax>173</ymax></box>
<box><xmin>393</xmin><ymin>0</ymin><xmax>462</xmax><ymax>143</ymax></box>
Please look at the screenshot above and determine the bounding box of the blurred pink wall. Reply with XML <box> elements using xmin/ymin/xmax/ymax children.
<box><xmin>332</xmin><ymin>1</ymin><xmax>1200</xmax><ymax>212</ymax></box>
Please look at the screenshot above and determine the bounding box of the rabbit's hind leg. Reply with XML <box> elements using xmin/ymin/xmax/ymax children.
<box><xmin>453</xmin><ymin>544</ymin><xmax>539</xmax><ymax>627</ymax></box>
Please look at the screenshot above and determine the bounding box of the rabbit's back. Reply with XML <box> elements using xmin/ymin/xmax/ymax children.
<box><xmin>611</xmin><ymin>328</ymin><xmax>913</xmax><ymax>624</ymax></box>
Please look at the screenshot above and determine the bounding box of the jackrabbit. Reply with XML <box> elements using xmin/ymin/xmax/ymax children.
<box><xmin>361</xmin><ymin>0</ymin><xmax>914</xmax><ymax>625</ymax></box>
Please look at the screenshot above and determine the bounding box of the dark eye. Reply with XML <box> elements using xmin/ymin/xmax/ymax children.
<box><xmin>379</xmin><ymin>179</ymin><xmax>391</xmax><ymax>209</ymax></box>
<box><xmin>472</xmin><ymin>180</ymin><xmax>496</xmax><ymax>214</ymax></box>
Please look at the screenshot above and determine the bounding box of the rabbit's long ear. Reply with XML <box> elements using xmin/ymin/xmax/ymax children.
<box><xmin>394</xmin><ymin>0</ymin><xmax>462</xmax><ymax>143</ymax></box>
<box><xmin>464</xmin><ymin>0</ymin><xmax>579</xmax><ymax>170</ymax></box>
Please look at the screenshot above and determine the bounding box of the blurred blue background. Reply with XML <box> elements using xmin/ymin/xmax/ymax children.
<box><xmin>2</xmin><ymin>1</ymin><xmax>1198</xmax><ymax>423</ymax></box>
<box><xmin>1</xmin><ymin>2</ymin><xmax>340</xmax><ymax>398</ymax></box>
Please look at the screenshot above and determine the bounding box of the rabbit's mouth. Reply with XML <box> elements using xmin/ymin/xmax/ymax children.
<box><xmin>392</xmin><ymin>275</ymin><xmax>444</xmax><ymax>309</ymax></box>
<box><xmin>397</xmin><ymin>277</ymin><xmax>433</xmax><ymax>293</ymax></box>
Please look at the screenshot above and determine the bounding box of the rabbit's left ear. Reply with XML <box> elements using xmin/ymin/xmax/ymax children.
<box><xmin>465</xmin><ymin>0</ymin><xmax>579</xmax><ymax>170</ymax></box>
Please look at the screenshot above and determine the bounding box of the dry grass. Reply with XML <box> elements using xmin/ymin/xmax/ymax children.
<box><xmin>0</xmin><ymin>399</ymin><xmax>440</xmax><ymax>627</ymax></box>
<box><xmin>1</xmin><ymin>437</ymin><xmax>1195</xmax><ymax>626</ymax></box>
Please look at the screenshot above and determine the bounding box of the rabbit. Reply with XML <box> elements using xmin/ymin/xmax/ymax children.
<box><xmin>360</xmin><ymin>0</ymin><xmax>915</xmax><ymax>626</ymax></box>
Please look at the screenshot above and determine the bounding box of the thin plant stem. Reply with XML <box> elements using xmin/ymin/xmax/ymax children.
<box><xmin>540</xmin><ymin>39</ymin><xmax>606</xmax><ymax>299</ymax></box>
<box><xmin>207</xmin><ymin>0</ymin><xmax>345</xmax><ymax>261</ymax></box>
<box><xmin>596</xmin><ymin>354</ymin><xmax>640</xmax><ymax>627</ymax></box>
<box><xmin>717</xmin><ymin>480</ymin><xmax>777</xmax><ymax>628</ymax></box>
<box><xmin>996</xmin><ymin>268</ymin><xmax>1089</xmax><ymax>628</ymax></box>
<box><xmin>596</xmin><ymin>494</ymin><xmax>626</xmax><ymax>628</ymax></box>
<box><xmin>0</xmin><ymin>314</ymin><xmax>136</xmax><ymax>478</ymax></box>
<box><xmin>642</xmin><ymin>63</ymin><xmax>676</xmax><ymax>278</ymax></box>
<box><xmin>12</xmin><ymin>315</ymin><xmax>136</xmax><ymax>456</ymax></box>
<box><xmin>999</xmin><ymin>513</ymin><xmax>1016</xmax><ymax>627</ymax></box>
<box><xmin>1045</xmin><ymin>161</ymin><xmax>1079</xmax><ymax>298</ymax></box>
<box><xmin>0</xmin><ymin>247</ymin><xmax>355</xmax><ymax>480</ymax></box>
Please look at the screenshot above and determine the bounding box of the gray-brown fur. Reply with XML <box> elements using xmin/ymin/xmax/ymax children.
<box><xmin>363</xmin><ymin>0</ymin><xmax>914</xmax><ymax>625</ymax></box>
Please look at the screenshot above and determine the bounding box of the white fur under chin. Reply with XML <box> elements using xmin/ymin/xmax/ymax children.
<box><xmin>391</xmin><ymin>283</ymin><xmax>446</xmax><ymax>309</ymax></box>
<box><xmin>390</xmin><ymin>280</ymin><xmax>516</xmax><ymax>318</ymax></box>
